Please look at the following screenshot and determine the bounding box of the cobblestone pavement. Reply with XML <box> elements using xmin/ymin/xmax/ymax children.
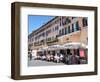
<box><xmin>28</xmin><ymin>58</ymin><xmax>65</xmax><ymax>67</ymax></box>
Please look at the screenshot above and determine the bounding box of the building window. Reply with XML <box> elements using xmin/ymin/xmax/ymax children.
<box><xmin>72</xmin><ymin>24</ymin><xmax>74</xmax><ymax>32</ymax></box>
<box><xmin>82</xmin><ymin>18</ymin><xmax>88</xmax><ymax>27</ymax></box>
<box><xmin>65</xmin><ymin>27</ymin><xmax>67</xmax><ymax>34</ymax></box>
<box><xmin>42</xmin><ymin>32</ymin><xmax>45</xmax><ymax>37</ymax></box>
<box><xmin>55</xmin><ymin>26</ymin><xmax>56</xmax><ymax>31</ymax></box>
<box><xmin>60</xmin><ymin>22</ymin><xmax>62</xmax><ymax>26</ymax></box>
<box><xmin>59</xmin><ymin>30</ymin><xmax>62</xmax><ymax>36</ymax></box>
<box><xmin>46</xmin><ymin>29</ymin><xmax>51</xmax><ymax>36</ymax></box>
<box><xmin>66</xmin><ymin>18</ymin><xmax>71</xmax><ymax>24</ymax></box>
<box><xmin>47</xmin><ymin>37</ymin><xmax>51</xmax><ymax>41</ymax></box>
<box><xmin>76</xmin><ymin>21</ymin><xmax>80</xmax><ymax>31</ymax></box>
<box><xmin>62</xmin><ymin>29</ymin><xmax>64</xmax><ymax>35</ymax></box>
<box><xmin>60</xmin><ymin>18</ymin><xmax>62</xmax><ymax>26</ymax></box>
<box><xmin>72</xmin><ymin>21</ymin><xmax>79</xmax><ymax>32</ymax></box>
<box><xmin>52</xmin><ymin>36</ymin><xmax>54</xmax><ymax>40</ymax></box>
<box><xmin>62</xmin><ymin>17</ymin><xmax>66</xmax><ymax>25</ymax></box>
<box><xmin>52</xmin><ymin>28</ymin><xmax>55</xmax><ymax>32</ymax></box>
<box><xmin>55</xmin><ymin>26</ymin><xmax>59</xmax><ymax>31</ymax></box>
<box><xmin>29</xmin><ymin>38</ymin><xmax>31</xmax><ymax>42</ymax></box>
<box><xmin>32</xmin><ymin>37</ymin><xmax>34</xmax><ymax>42</ymax></box>
<box><xmin>68</xmin><ymin>26</ymin><xmax>70</xmax><ymax>33</ymax></box>
<box><xmin>35</xmin><ymin>36</ymin><xmax>38</xmax><ymax>41</ymax></box>
<box><xmin>73</xmin><ymin>23</ymin><xmax>76</xmax><ymax>31</ymax></box>
<box><xmin>72</xmin><ymin>17</ymin><xmax>76</xmax><ymax>19</ymax></box>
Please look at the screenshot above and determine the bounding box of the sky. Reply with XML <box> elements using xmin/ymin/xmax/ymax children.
<box><xmin>28</xmin><ymin>15</ymin><xmax>55</xmax><ymax>34</ymax></box>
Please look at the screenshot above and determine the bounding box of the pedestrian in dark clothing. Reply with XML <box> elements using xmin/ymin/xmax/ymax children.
<box><xmin>70</xmin><ymin>55</ymin><xmax>78</xmax><ymax>64</ymax></box>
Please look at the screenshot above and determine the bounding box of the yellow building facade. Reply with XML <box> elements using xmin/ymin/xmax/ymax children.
<box><xmin>28</xmin><ymin>16</ymin><xmax>88</xmax><ymax>51</ymax></box>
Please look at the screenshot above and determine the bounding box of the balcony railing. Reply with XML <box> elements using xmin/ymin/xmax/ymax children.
<box><xmin>34</xmin><ymin>40</ymin><xmax>45</xmax><ymax>46</ymax></box>
<box><xmin>46</xmin><ymin>38</ymin><xmax>58</xmax><ymax>43</ymax></box>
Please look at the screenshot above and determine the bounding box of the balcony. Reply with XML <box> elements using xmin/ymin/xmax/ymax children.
<box><xmin>28</xmin><ymin>43</ymin><xmax>33</xmax><ymax>48</ymax></box>
<box><xmin>34</xmin><ymin>42</ymin><xmax>41</xmax><ymax>46</ymax></box>
<box><xmin>46</xmin><ymin>38</ymin><xmax>58</xmax><ymax>43</ymax></box>
<box><xmin>34</xmin><ymin>40</ymin><xmax>45</xmax><ymax>46</ymax></box>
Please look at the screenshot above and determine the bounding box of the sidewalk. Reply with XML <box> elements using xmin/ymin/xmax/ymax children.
<box><xmin>28</xmin><ymin>58</ymin><xmax>65</xmax><ymax>67</ymax></box>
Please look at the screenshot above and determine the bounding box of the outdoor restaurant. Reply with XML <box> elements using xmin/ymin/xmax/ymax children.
<box><xmin>29</xmin><ymin>42</ymin><xmax>88</xmax><ymax>64</ymax></box>
<box><xmin>28</xmin><ymin>16</ymin><xmax>88</xmax><ymax>65</ymax></box>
